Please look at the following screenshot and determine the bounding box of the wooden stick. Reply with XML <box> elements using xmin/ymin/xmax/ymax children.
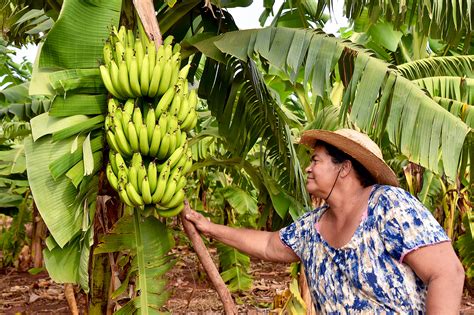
<box><xmin>181</xmin><ymin>200</ymin><xmax>237</xmax><ymax>315</ymax></box>
<box><xmin>132</xmin><ymin>0</ymin><xmax>162</xmax><ymax>48</ymax></box>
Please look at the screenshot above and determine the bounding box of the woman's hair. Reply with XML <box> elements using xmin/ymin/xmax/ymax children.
<box><xmin>314</xmin><ymin>140</ymin><xmax>376</xmax><ymax>187</ymax></box>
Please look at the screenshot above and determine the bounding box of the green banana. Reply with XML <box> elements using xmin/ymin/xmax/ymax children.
<box><xmin>181</xmin><ymin>109</ymin><xmax>197</xmax><ymax>131</ymax></box>
<box><xmin>135</xmin><ymin>41</ymin><xmax>144</xmax><ymax>74</ymax></box>
<box><xmin>149</xmin><ymin>125</ymin><xmax>162</xmax><ymax>157</ymax></box>
<box><xmin>169</xmin><ymin>54</ymin><xmax>181</xmax><ymax>87</ymax></box>
<box><xmin>166</xmin><ymin>130</ymin><xmax>177</xmax><ymax>157</ymax></box>
<box><xmin>132</xmin><ymin>106</ymin><xmax>143</xmax><ymax>135</ymax></box>
<box><xmin>164</xmin><ymin>44</ymin><xmax>173</xmax><ymax>60</ymax></box>
<box><xmin>114</xmin><ymin>122</ymin><xmax>133</xmax><ymax>157</ymax></box>
<box><xmin>140</xmin><ymin>53</ymin><xmax>150</xmax><ymax>96</ymax></box>
<box><xmin>182</xmin><ymin>155</ymin><xmax>193</xmax><ymax>174</ymax></box>
<box><xmin>172</xmin><ymin>43</ymin><xmax>181</xmax><ymax>54</ymax></box>
<box><xmin>178</xmin><ymin>63</ymin><xmax>191</xmax><ymax>81</ymax></box>
<box><xmin>156</xmin><ymin>44</ymin><xmax>165</xmax><ymax>61</ymax></box>
<box><xmin>163</xmin><ymin>35</ymin><xmax>174</xmax><ymax>47</ymax></box>
<box><xmin>107</xmin><ymin>98</ymin><xmax>118</xmax><ymax>114</ymax></box>
<box><xmin>99</xmin><ymin>65</ymin><xmax>122</xmax><ymax>99</ymax></box>
<box><xmin>118</xmin><ymin>183</ymin><xmax>134</xmax><ymax>207</ymax></box>
<box><xmin>151</xmin><ymin>161</ymin><xmax>171</xmax><ymax>203</ymax></box>
<box><xmin>157</xmin><ymin>59</ymin><xmax>172</xmax><ymax>96</ymax></box>
<box><xmin>128</xmin><ymin>163</ymin><xmax>139</xmax><ymax>193</ymax></box>
<box><xmin>139</xmin><ymin>124</ymin><xmax>150</xmax><ymax>156</ymax></box>
<box><xmin>147</xmin><ymin>41</ymin><xmax>156</xmax><ymax>79</ymax></box>
<box><xmin>176</xmin><ymin>175</ymin><xmax>186</xmax><ymax>191</ymax></box>
<box><xmin>121</xmin><ymin>110</ymin><xmax>132</xmax><ymax>139</ymax></box>
<box><xmin>137</xmin><ymin>163</ymin><xmax>147</xmax><ymax>193</ymax></box>
<box><xmin>128</xmin><ymin>121</ymin><xmax>140</xmax><ymax>152</ymax></box>
<box><xmin>103</xmin><ymin>42</ymin><xmax>113</xmax><ymax>66</ymax></box>
<box><xmin>127</xmin><ymin>30</ymin><xmax>135</xmax><ymax>48</ymax></box>
<box><xmin>141</xmin><ymin>176</ymin><xmax>152</xmax><ymax>204</ymax></box>
<box><xmin>167</xmin><ymin>114</ymin><xmax>178</xmax><ymax>133</ymax></box>
<box><xmin>129</xmin><ymin>56</ymin><xmax>141</xmax><ymax>97</ymax></box>
<box><xmin>104</xmin><ymin>115</ymin><xmax>114</xmax><ymax>131</ymax></box>
<box><xmin>131</xmin><ymin>152</ymin><xmax>143</xmax><ymax>169</ymax></box>
<box><xmin>176</xmin><ymin>96</ymin><xmax>189</xmax><ymax>122</ymax></box>
<box><xmin>106</xmin><ymin>163</ymin><xmax>119</xmax><ymax>191</ymax></box>
<box><xmin>156</xmin><ymin>132</ymin><xmax>170</xmax><ymax>160</ymax></box>
<box><xmin>148</xmin><ymin>61</ymin><xmax>162</xmax><ymax>98</ymax></box>
<box><xmin>158</xmin><ymin>112</ymin><xmax>169</xmax><ymax>133</ymax></box>
<box><xmin>109</xmin><ymin>151</ymin><xmax>118</xmax><ymax>174</ymax></box>
<box><xmin>166</xmin><ymin>146</ymin><xmax>184</xmax><ymax>170</ymax></box>
<box><xmin>155</xmin><ymin>86</ymin><xmax>175</xmax><ymax>118</ymax></box>
<box><xmin>147</xmin><ymin>160</ymin><xmax>158</xmax><ymax>193</ymax></box>
<box><xmin>114</xmin><ymin>41</ymin><xmax>125</xmax><ymax>64</ymax></box>
<box><xmin>168</xmin><ymin>91</ymin><xmax>182</xmax><ymax>117</ymax></box>
<box><xmin>126</xmin><ymin>182</ymin><xmax>144</xmax><ymax>206</ymax></box>
<box><xmin>161</xmin><ymin>189</ymin><xmax>185</xmax><ymax>209</ymax></box>
<box><xmin>124</xmin><ymin>46</ymin><xmax>133</xmax><ymax>71</ymax></box>
<box><xmin>124</xmin><ymin>99</ymin><xmax>135</xmax><ymax>116</ymax></box>
<box><xmin>116</xmin><ymin>164</ymin><xmax>127</xmax><ymax>184</ymax></box>
<box><xmin>106</xmin><ymin>130</ymin><xmax>122</xmax><ymax>155</ymax></box>
<box><xmin>145</xmin><ymin>107</ymin><xmax>156</xmax><ymax>143</ymax></box>
<box><xmin>118</xmin><ymin>59</ymin><xmax>134</xmax><ymax>97</ymax></box>
<box><xmin>115</xmin><ymin>152</ymin><xmax>126</xmax><ymax>170</ymax></box>
<box><xmin>160</xmin><ymin>176</ymin><xmax>178</xmax><ymax>205</ymax></box>
<box><xmin>109</xmin><ymin>61</ymin><xmax>126</xmax><ymax>99</ymax></box>
<box><xmin>156</xmin><ymin>203</ymin><xmax>185</xmax><ymax>218</ymax></box>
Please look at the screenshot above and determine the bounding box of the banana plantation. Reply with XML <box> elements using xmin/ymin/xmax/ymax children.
<box><xmin>0</xmin><ymin>0</ymin><xmax>473</xmax><ymax>313</ymax></box>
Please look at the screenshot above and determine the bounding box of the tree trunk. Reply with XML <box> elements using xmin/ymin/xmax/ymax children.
<box><xmin>31</xmin><ymin>203</ymin><xmax>46</xmax><ymax>268</ymax></box>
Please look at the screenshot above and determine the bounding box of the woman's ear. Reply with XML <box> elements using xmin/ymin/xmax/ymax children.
<box><xmin>339</xmin><ymin>160</ymin><xmax>352</xmax><ymax>178</ymax></box>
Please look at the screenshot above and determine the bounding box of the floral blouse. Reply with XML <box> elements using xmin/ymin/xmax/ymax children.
<box><xmin>279</xmin><ymin>185</ymin><xmax>449</xmax><ymax>314</ymax></box>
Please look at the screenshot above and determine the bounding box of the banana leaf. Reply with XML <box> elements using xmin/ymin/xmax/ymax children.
<box><xmin>189</xmin><ymin>27</ymin><xmax>471</xmax><ymax>181</ymax></box>
<box><xmin>95</xmin><ymin>212</ymin><xmax>175</xmax><ymax>314</ymax></box>
<box><xmin>39</xmin><ymin>0</ymin><xmax>122</xmax><ymax>69</ymax></box>
<box><xmin>25</xmin><ymin>136</ymin><xmax>81</xmax><ymax>247</ymax></box>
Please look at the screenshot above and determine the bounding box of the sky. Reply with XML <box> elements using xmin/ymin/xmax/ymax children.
<box><xmin>12</xmin><ymin>0</ymin><xmax>347</xmax><ymax>64</ymax></box>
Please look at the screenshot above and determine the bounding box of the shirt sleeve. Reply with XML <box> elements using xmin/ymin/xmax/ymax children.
<box><xmin>279</xmin><ymin>210</ymin><xmax>318</xmax><ymax>258</ymax></box>
<box><xmin>379</xmin><ymin>187</ymin><xmax>450</xmax><ymax>263</ymax></box>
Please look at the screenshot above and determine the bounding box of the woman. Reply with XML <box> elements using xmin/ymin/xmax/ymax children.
<box><xmin>184</xmin><ymin>128</ymin><xmax>465</xmax><ymax>313</ymax></box>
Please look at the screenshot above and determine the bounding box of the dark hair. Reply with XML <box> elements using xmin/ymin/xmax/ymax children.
<box><xmin>314</xmin><ymin>140</ymin><xmax>376</xmax><ymax>187</ymax></box>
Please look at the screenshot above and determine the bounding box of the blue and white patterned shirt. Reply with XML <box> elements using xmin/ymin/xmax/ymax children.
<box><xmin>280</xmin><ymin>185</ymin><xmax>449</xmax><ymax>314</ymax></box>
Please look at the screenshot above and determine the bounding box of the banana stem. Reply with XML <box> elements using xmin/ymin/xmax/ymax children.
<box><xmin>133</xmin><ymin>0</ymin><xmax>162</xmax><ymax>48</ymax></box>
<box><xmin>181</xmin><ymin>200</ymin><xmax>237</xmax><ymax>314</ymax></box>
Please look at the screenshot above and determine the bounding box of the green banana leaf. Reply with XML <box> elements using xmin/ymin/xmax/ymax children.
<box><xmin>219</xmin><ymin>186</ymin><xmax>258</xmax><ymax>216</ymax></box>
<box><xmin>39</xmin><ymin>0</ymin><xmax>121</xmax><ymax>69</ymax></box>
<box><xmin>216</xmin><ymin>243</ymin><xmax>252</xmax><ymax>292</ymax></box>
<box><xmin>397</xmin><ymin>56</ymin><xmax>474</xmax><ymax>80</ymax></box>
<box><xmin>190</xmin><ymin>27</ymin><xmax>471</xmax><ymax>181</ymax></box>
<box><xmin>95</xmin><ymin>212</ymin><xmax>175</xmax><ymax>314</ymax></box>
<box><xmin>30</xmin><ymin>112</ymin><xmax>89</xmax><ymax>141</ymax></box>
<box><xmin>49</xmin><ymin>94</ymin><xmax>106</xmax><ymax>117</ymax></box>
<box><xmin>0</xmin><ymin>146</ymin><xmax>26</xmax><ymax>175</ymax></box>
<box><xmin>25</xmin><ymin>136</ymin><xmax>81</xmax><ymax>247</ymax></box>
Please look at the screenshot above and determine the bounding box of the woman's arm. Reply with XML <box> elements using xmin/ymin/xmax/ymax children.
<box><xmin>184</xmin><ymin>208</ymin><xmax>299</xmax><ymax>263</ymax></box>
<box><xmin>403</xmin><ymin>242</ymin><xmax>465</xmax><ymax>314</ymax></box>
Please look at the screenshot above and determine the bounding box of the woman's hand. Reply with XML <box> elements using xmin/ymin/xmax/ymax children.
<box><xmin>183</xmin><ymin>202</ymin><xmax>213</xmax><ymax>236</ymax></box>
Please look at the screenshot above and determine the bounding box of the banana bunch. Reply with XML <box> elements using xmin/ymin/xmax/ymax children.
<box><xmin>99</xmin><ymin>25</ymin><xmax>185</xmax><ymax>100</ymax></box>
<box><xmin>102</xmin><ymin>25</ymin><xmax>200</xmax><ymax>218</ymax></box>
<box><xmin>106</xmin><ymin>149</ymin><xmax>193</xmax><ymax>214</ymax></box>
<box><xmin>105</xmin><ymin>98</ymin><xmax>188</xmax><ymax>160</ymax></box>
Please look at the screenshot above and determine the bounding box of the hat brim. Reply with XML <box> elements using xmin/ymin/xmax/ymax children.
<box><xmin>300</xmin><ymin>130</ymin><xmax>399</xmax><ymax>187</ymax></box>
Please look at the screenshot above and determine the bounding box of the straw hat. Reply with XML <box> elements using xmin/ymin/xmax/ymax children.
<box><xmin>300</xmin><ymin>129</ymin><xmax>399</xmax><ymax>187</ymax></box>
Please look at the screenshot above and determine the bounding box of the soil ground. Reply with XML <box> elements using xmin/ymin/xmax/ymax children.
<box><xmin>1</xmin><ymin>246</ymin><xmax>474</xmax><ymax>314</ymax></box>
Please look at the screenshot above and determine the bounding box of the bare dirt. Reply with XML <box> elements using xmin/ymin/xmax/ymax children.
<box><xmin>1</xmin><ymin>245</ymin><xmax>474</xmax><ymax>314</ymax></box>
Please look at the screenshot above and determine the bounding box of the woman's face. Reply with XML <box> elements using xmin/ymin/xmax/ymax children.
<box><xmin>305</xmin><ymin>145</ymin><xmax>341</xmax><ymax>198</ymax></box>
